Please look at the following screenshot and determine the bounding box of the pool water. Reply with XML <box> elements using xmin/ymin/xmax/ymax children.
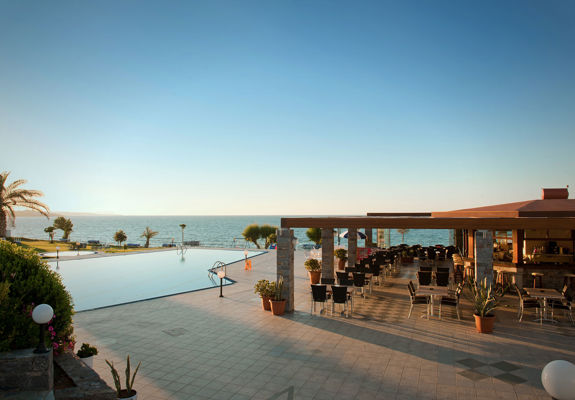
<box><xmin>49</xmin><ymin>249</ymin><xmax>263</xmax><ymax>311</ymax></box>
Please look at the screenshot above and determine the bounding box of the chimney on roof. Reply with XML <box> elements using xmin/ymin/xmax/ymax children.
<box><xmin>541</xmin><ymin>188</ymin><xmax>569</xmax><ymax>200</ymax></box>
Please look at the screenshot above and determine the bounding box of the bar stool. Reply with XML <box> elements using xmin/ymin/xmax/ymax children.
<box><xmin>531</xmin><ymin>272</ymin><xmax>544</xmax><ymax>288</ymax></box>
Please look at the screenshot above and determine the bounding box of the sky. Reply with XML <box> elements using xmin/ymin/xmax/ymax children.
<box><xmin>1</xmin><ymin>0</ymin><xmax>574</xmax><ymax>215</ymax></box>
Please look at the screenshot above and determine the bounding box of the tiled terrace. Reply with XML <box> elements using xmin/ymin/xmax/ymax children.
<box><xmin>73</xmin><ymin>251</ymin><xmax>575</xmax><ymax>399</ymax></box>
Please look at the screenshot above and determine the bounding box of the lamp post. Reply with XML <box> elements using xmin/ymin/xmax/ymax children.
<box><xmin>56</xmin><ymin>246</ymin><xmax>60</xmax><ymax>269</ymax></box>
<box><xmin>217</xmin><ymin>270</ymin><xmax>226</xmax><ymax>297</ymax></box>
<box><xmin>32</xmin><ymin>304</ymin><xmax>54</xmax><ymax>353</ymax></box>
<box><xmin>243</xmin><ymin>249</ymin><xmax>248</xmax><ymax>261</ymax></box>
<box><xmin>76</xmin><ymin>242</ymin><xmax>80</xmax><ymax>256</ymax></box>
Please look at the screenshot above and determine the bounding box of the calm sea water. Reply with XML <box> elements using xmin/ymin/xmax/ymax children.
<box><xmin>11</xmin><ymin>216</ymin><xmax>451</xmax><ymax>248</ymax></box>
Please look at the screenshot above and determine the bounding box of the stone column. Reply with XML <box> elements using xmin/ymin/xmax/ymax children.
<box><xmin>365</xmin><ymin>229</ymin><xmax>373</xmax><ymax>247</ymax></box>
<box><xmin>277</xmin><ymin>228</ymin><xmax>295</xmax><ymax>312</ymax></box>
<box><xmin>348</xmin><ymin>228</ymin><xmax>357</xmax><ymax>267</ymax></box>
<box><xmin>512</xmin><ymin>230</ymin><xmax>524</xmax><ymax>264</ymax></box>
<box><xmin>321</xmin><ymin>228</ymin><xmax>334</xmax><ymax>280</ymax></box>
<box><xmin>467</xmin><ymin>229</ymin><xmax>475</xmax><ymax>258</ymax></box>
<box><xmin>474</xmin><ymin>230</ymin><xmax>494</xmax><ymax>286</ymax></box>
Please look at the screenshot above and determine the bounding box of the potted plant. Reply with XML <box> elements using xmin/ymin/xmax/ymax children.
<box><xmin>469</xmin><ymin>278</ymin><xmax>498</xmax><ymax>333</ymax></box>
<box><xmin>334</xmin><ymin>249</ymin><xmax>348</xmax><ymax>270</ymax></box>
<box><xmin>77</xmin><ymin>343</ymin><xmax>98</xmax><ymax>368</ymax></box>
<box><xmin>254</xmin><ymin>279</ymin><xmax>273</xmax><ymax>311</ymax></box>
<box><xmin>106</xmin><ymin>355</ymin><xmax>141</xmax><ymax>400</ymax></box>
<box><xmin>304</xmin><ymin>258</ymin><xmax>322</xmax><ymax>284</ymax></box>
<box><xmin>269</xmin><ymin>276</ymin><xmax>286</xmax><ymax>316</ymax></box>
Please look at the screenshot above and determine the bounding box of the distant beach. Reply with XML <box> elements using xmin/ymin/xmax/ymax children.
<box><xmin>11</xmin><ymin>215</ymin><xmax>451</xmax><ymax>249</ymax></box>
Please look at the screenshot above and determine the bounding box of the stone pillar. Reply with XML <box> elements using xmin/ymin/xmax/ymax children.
<box><xmin>512</xmin><ymin>229</ymin><xmax>524</xmax><ymax>265</ymax></box>
<box><xmin>474</xmin><ymin>230</ymin><xmax>494</xmax><ymax>286</ymax></box>
<box><xmin>0</xmin><ymin>348</ymin><xmax>53</xmax><ymax>398</ymax></box>
<box><xmin>277</xmin><ymin>228</ymin><xmax>295</xmax><ymax>312</ymax></box>
<box><xmin>467</xmin><ymin>230</ymin><xmax>475</xmax><ymax>258</ymax></box>
<box><xmin>348</xmin><ymin>228</ymin><xmax>357</xmax><ymax>267</ymax></box>
<box><xmin>365</xmin><ymin>228</ymin><xmax>373</xmax><ymax>247</ymax></box>
<box><xmin>321</xmin><ymin>228</ymin><xmax>334</xmax><ymax>280</ymax></box>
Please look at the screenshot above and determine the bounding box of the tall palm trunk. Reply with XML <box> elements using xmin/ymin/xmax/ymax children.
<box><xmin>145</xmin><ymin>238</ymin><xmax>150</xmax><ymax>248</ymax></box>
<box><xmin>0</xmin><ymin>210</ymin><xmax>6</xmax><ymax>237</ymax></box>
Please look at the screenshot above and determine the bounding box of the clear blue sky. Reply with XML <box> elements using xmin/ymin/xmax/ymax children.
<box><xmin>1</xmin><ymin>0</ymin><xmax>574</xmax><ymax>215</ymax></box>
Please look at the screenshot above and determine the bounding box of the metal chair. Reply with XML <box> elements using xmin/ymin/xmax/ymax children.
<box><xmin>514</xmin><ymin>284</ymin><xmax>540</xmax><ymax>322</ymax></box>
<box><xmin>331</xmin><ymin>285</ymin><xmax>352</xmax><ymax>317</ymax></box>
<box><xmin>311</xmin><ymin>284</ymin><xmax>329</xmax><ymax>314</ymax></box>
<box><xmin>417</xmin><ymin>271</ymin><xmax>432</xmax><ymax>286</ymax></box>
<box><xmin>321</xmin><ymin>278</ymin><xmax>335</xmax><ymax>285</ymax></box>
<box><xmin>435</xmin><ymin>271</ymin><xmax>450</xmax><ymax>287</ymax></box>
<box><xmin>439</xmin><ymin>285</ymin><xmax>462</xmax><ymax>320</ymax></box>
<box><xmin>407</xmin><ymin>281</ymin><xmax>429</xmax><ymax>318</ymax></box>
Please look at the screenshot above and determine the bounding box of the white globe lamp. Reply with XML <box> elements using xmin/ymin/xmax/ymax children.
<box><xmin>32</xmin><ymin>304</ymin><xmax>54</xmax><ymax>353</ymax></box>
<box><xmin>541</xmin><ymin>360</ymin><xmax>575</xmax><ymax>400</ymax></box>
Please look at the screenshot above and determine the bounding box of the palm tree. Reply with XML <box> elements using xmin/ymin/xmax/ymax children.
<box><xmin>140</xmin><ymin>226</ymin><xmax>159</xmax><ymax>248</ymax></box>
<box><xmin>114</xmin><ymin>230</ymin><xmax>127</xmax><ymax>247</ymax></box>
<box><xmin>179</xmin><ymin>224</ymin><xmax>186</xmax><ymax>244</ymax></box>
<box><xmin>44</xmin><ymin>226</ymin><xmax>55</xmax><ymax>243</ymax></box>
<box><xmin>397</xmin><ymin>228</ymin><xmax>410</xmax><ymax>244</ymax></box>
<box><xmin>53</xmin><ymin>217</ymin><xmax>74</xmax><ymax>240</ymax></box>
<box><xmin>0</xmin><ymin>171</ymin><xmax>49</xmax><ymax>237</ymax></box>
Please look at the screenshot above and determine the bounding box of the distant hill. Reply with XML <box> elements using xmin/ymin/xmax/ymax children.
<box><xmin>14</xmin><ymin>210</ymin><xmax>116</xmax><ymax>217</ymax></box>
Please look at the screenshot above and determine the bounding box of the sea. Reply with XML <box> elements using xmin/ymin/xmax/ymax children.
<box><xmin>10</xmin><ymin>216</ymin><xmax>452</xmax><ymax>249</ymax></box>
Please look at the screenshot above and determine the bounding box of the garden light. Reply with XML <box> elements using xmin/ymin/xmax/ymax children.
<box><xmin>32</xmin><ymin>304</ymin><xmax>54</xmax><ymax>354</ymax></box>
<box><xmin>217</xmin><ymin>269</ymin><xmax>226</xmax><ymax>298</ymax></box>
<box><xmin>541</xmin><ymin>360</ymin><xmax>575</xmax><ymax>400</ymax></box>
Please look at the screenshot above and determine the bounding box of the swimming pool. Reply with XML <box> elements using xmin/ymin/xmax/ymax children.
<box><xmin>49</xmin><ymin>249</ymin><xmax>263</xmax><ymax>311</ymax></box>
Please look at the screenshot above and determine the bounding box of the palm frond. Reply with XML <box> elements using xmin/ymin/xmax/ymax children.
<box><xmin>5</xmin><ymin>179</ymin><xmax>27</xmax><ymax>193</ymax></box>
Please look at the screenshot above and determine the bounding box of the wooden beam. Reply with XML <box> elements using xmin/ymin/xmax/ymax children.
<box><xmin>280</xmin><ymin>217</ymin><xmax>575</xmax><ymax>230</ymax></box>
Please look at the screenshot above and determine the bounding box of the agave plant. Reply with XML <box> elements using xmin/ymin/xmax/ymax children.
<box><xmin>273</xmin><ymin>276</ymin><xmax>284</xmax><ymax>301</ymax></box>
<box><xmin>468</xmin><ymin>277</ymin><xmax>498</xmax><ymax>317</ymax></box>
<box><xmin>106</xmin><ymin>355</ymin><xmax>141</xmax><ymax>398</ymax></box>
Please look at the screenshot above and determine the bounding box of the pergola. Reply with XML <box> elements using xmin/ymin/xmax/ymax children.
<box><xmin>276</xmin><ymin>188</ymin><xmax>575</xmax><ymax>312</ymax></box>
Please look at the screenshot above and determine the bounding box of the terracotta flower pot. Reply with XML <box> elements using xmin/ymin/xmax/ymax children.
<box><xmin>270</xmin><ymin>299</ymin><xmax>286</xmax><ymax>316</ymax></box>
<box><xmin>261</xmin><ymin>296</ymin><xmax>272</xmax><ymax>311</ymax></box>
<box><xmin>474</xmin><ymin>314</ymin><xmax>495</xmax><ymax>334</ymax></box>
<box><xmin>308</xmin><ymin>271</ymin><xmax>321</xmax><ymax>285</ymax></box>
<box><xmin>337</xmin><ymin>259</ymin><xmax>346</xmax><ymax>270</ymax></box>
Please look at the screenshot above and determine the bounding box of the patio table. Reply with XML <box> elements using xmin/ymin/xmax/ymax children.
<box><xmin>417</xmin><ymin>285</ymin><xmax>449</xmax><ymax>317</ymax></box>
<box><xmin>524</xmin><ymin>288</ymin><xmax>564</xmax><ymax>324</ymax></box>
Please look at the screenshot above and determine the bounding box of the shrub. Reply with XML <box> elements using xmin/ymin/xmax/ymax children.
<box><xmin>304</xmin><ymin>258</ymin><xmax>322</xmax><ymax>272</ymax></box>
<box><xmin>0</xmin><ymin>240</ymin><xmax>74</xmax><ymax>352</ymax></box>
<box><xmin>306</xmin><ymin>228</ymin><xmax>322</xmax><ymax>246</ymax></box>
<box><xmin>77</xmin><ymin>343</ymin><xmax>98</xmax><ymax>358</ymax></box>
<box><xmin>334</xmin><ymin>248</ymin><xmax>348</xmax><ymax>261</ymax></box>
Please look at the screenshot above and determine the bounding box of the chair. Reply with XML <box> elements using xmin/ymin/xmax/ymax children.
<box><xmin>345</xmin><ymin>267</ymin><xmax>357</xmax><ymax>274</ymax></box>
<box><xmin>321</xmin><ymin>278</ymin><xmax>335</xmax><ymax>285</ymax></box>
<box><xmin>407</xmin><ymin>281</ymin><xmax>429</xmax><ymax>318</ymax></box>
<box><xmin>353</xmin><ymin>272</ymin><xmax>367</xmax><ymax>297</ymax></box>
<box><xmin>439</xmin><ymin>285</ymin><xmax>462</xmax><ymax>320</ymax></box>
<box><xmin>311</xmin><ymin>284</ymin><xmax>329</xmax><ymax>314</ymax></box>
<box><xmin>548</xmin><ymin>287</ymin><xmax>574</xmax><ymax>325</ymax></box>
<box><xmin>437</xmin><ymin>267</ymin><xmax>450</xmax><ymax>273</ymax></box>
<box><xmin>419</xmin><ymin>266</ymin><xmax>432</xmax><ymax>272</ymax></box>
<box><xmin>514</xmin><ymin>284</ymin><xmax>540</xmax><ymax>322</ymax></box>
<box><xmin>417</xmin><ymin>271</ymin><xmax>432</xmax><ymax>286</ymax></box>
<box><xmin>331</xmin><ymin>285</ymin><xmax>351</xmax><ymax>317</ymax></box>
<box><xmin>370</xmin><ymin>264</ymin><xmax>382</xmax><ymax>285</ymax></box>
<box><xmin>426</xmin><ymin>248</ymin><xmax>436</xmax><ymax>265</ymax></box>
<box><xmin>435</xmin><ymin>271</ymin><xmax>449</xmax><ymax>287</ymax></box>
<box><xmin>336</xmin><ymin>271</ymin><xmax>349</xmax><ymax>284</ymax></box>
<box><xmin>339</xmin><ymin>278</ymin><xmax>354</xmax><ymax>287</ymax></box>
